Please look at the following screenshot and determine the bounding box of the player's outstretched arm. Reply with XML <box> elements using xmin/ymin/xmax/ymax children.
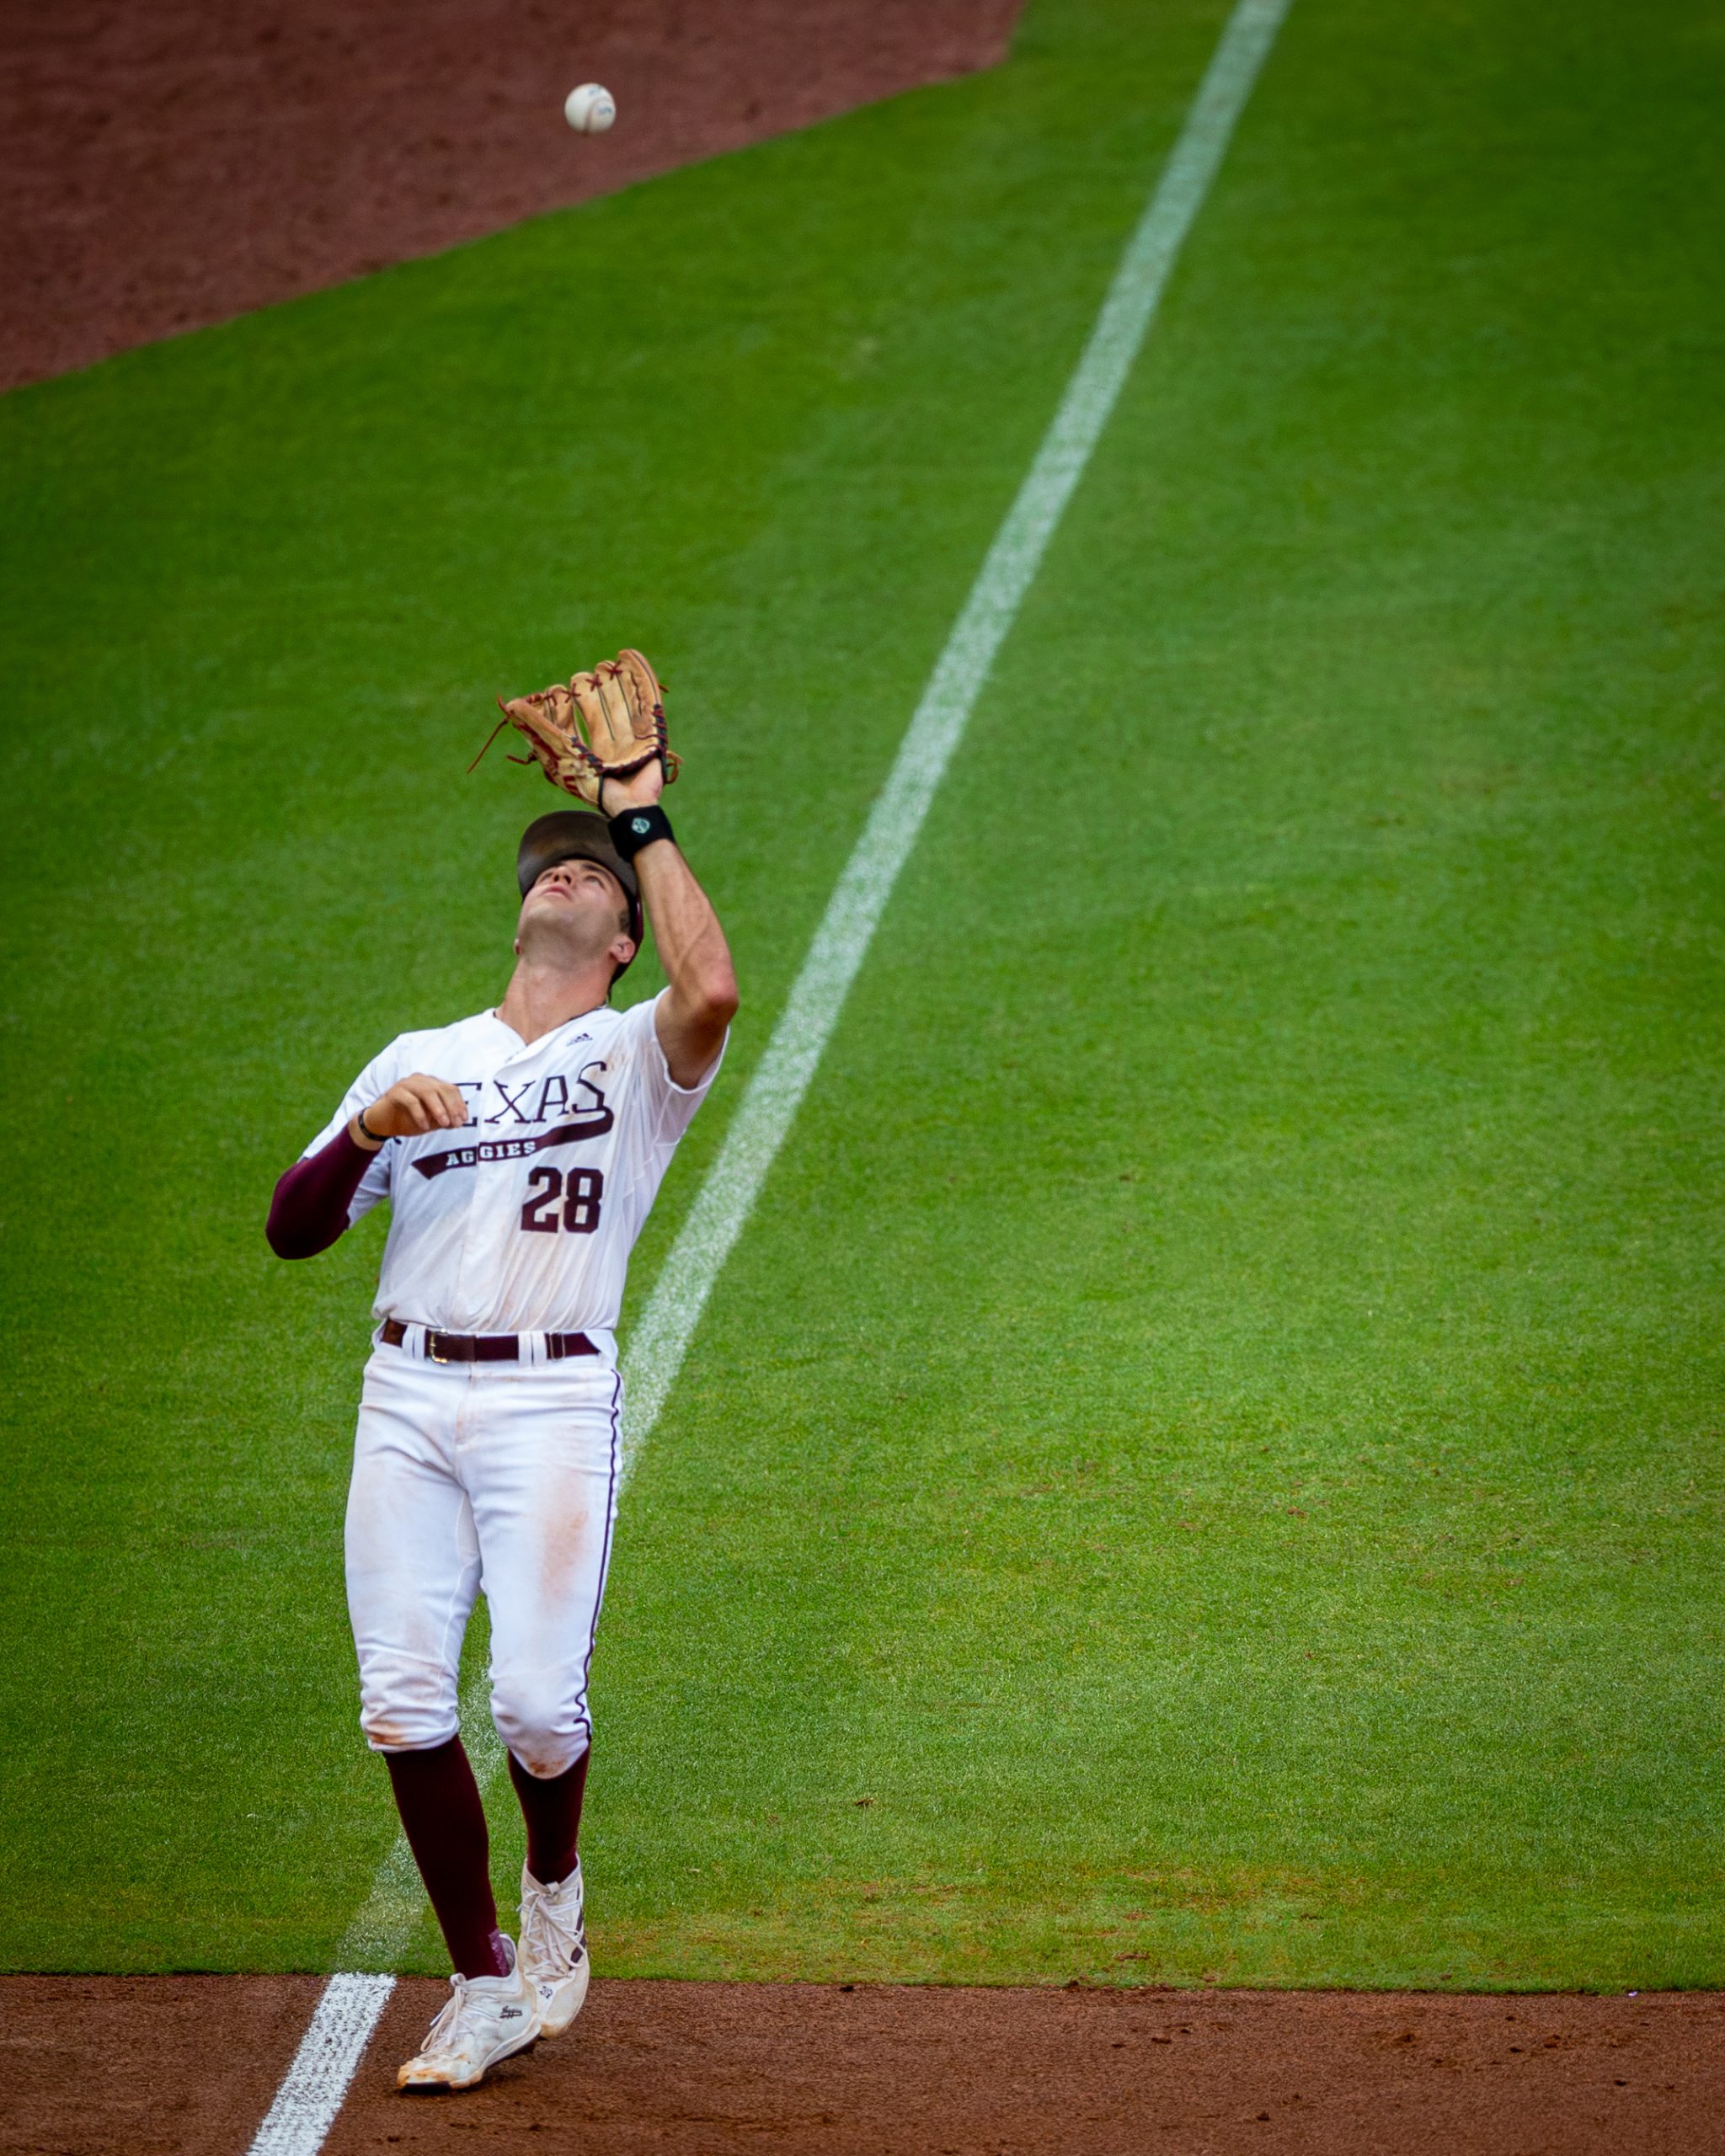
<box><xmin>602</xmin><ymin>768</ymin><xmax>737</xmax><ymax>1089</ymax></box>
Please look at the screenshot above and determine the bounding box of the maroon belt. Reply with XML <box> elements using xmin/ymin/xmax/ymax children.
<box><xmin>380</xmin><ymin>1318</ymin><xmax>598</xmax><ymax>1364</ymax></box>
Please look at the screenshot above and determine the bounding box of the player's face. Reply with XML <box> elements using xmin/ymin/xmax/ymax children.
<box><xmin>516</xmin><ymin>856</ymin><xmax>634</xmax><ymax>969</ymax></box>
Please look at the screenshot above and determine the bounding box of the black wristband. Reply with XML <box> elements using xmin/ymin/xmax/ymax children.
<box><xmin>355</xmin><ymin>1106</ymin><xmax>386</xmax><ymax>1145</ymax></box>
<box><xmin>608</xmin><ymin>803</ymin><xmax>675</xmax><ymax>862</ymax></box>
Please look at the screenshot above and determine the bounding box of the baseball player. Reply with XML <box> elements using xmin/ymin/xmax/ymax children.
<box><xmin>267</xmin><ymin>654</ymin><xmax>735</xmax><ymax>2090</ymax></box>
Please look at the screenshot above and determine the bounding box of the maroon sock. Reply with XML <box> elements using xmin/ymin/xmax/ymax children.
<box><xmin>508</xmin><ymin>1746</ymin><xmax>590</xmax><ymax>1888</ymax></box>
<box><xmin>384</xmin><ymin>1738</ymin><xmax>508</xmax><ymax>1979</ymax></box>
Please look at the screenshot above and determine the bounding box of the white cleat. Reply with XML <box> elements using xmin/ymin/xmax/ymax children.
<box><xmin>518</xmin><ymin>1859</ymin><xmax>590</xmax><ymax>2036</ymax></box>
<box><xmin>396</xmin><ymin>1934</ymin><xmax>540</xmax><ymax>2092</ymax></box>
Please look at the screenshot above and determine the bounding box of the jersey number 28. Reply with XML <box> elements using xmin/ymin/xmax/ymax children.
<box><xmin>520</xmin><ymin>1165</ymin><xmax>604</xmax><ymax>1236</ymax></box>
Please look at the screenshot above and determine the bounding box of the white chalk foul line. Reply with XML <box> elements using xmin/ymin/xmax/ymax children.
<box><xmin>245</xmin><ymin>1974</ymin><xmax>397</xmax><ymax>2156</ymax></box>
<box><xmin>247</xmin><ymin>3</ymin><xmax>1290</xmax><ymax>2144</ymax></box>
<box><xmin>617</xmin><ymin>0</ymin><xmax>1292</xmax><ymax>1474</ymax></box>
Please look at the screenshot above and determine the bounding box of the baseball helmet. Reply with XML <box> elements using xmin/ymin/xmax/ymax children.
<box><xmin>516</xmin><ymin>809</ymin><xmax>643</xmax><ymax>969</ymax></box>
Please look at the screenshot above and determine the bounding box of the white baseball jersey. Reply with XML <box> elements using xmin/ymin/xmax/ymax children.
<box><xmin>304</xmin><ymin>991</ymin><xmax>723</xmax><ymax>1338</ymax></box>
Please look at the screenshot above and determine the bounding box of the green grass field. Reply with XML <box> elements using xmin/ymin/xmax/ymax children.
<box><xmin>3</xmin><ymin>0</ymin><xmax>1721</xmax><ymax>1990</ymax></box>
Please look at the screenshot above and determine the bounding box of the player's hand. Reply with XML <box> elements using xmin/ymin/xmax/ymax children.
<box><xmin>598</xmin><ymin>755</ymin><xmax>666</xmax><ymax>816</ymax></box>
<box><xmin>351</xmin><ymin>1075</ymin><xmax>469</xmax><ymax>1146</ymax></box>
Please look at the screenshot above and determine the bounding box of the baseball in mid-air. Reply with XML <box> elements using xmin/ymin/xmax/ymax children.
<box><xmin>564</xmin><ymin>83</ymin><xmax>617</xmax><ymax>134</ymax></box>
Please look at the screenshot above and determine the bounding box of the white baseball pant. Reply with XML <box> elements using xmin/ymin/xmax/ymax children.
<box><xmin>344</xmin><ymin>1337</ymin><xmax>622</xmax><ymax>1779</ymax></box>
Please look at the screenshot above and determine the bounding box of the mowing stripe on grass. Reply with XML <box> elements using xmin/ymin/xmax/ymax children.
<box><xmin>254</xmin><ymin>0</ymin><xmax>1292</xmax><ymax>2139</ymax></box>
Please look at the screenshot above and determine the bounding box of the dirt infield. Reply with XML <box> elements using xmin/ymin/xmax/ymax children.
<box><xmin>3</xmin><ymin>1977</ymin><xmax>1722</xmax><ymax>2154</ymax></box>
<box><xmin>0</xmin><ymin>0</ymin><xmax>1023</xmax><ymax>393</ymax></box>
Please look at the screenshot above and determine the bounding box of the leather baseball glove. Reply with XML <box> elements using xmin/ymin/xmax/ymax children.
<box><xmin>475</xmin><ymin>648</ymin><xmax>680</xmax><ymax>806</ymax></box>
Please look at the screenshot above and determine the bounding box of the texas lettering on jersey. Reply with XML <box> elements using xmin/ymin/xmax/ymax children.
<box><xmin>301</xmin><ymin>994</ymin><xmax>724</xmax><ymax>1341</ymax></box>
<box><xmin>414</xmin><ymin>1059</ymin><xmax>615</xmax><ymax>1181</ymax></box>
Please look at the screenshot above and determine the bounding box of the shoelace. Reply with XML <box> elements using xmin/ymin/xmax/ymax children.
<box><xmin>523</xmin><ymin>1876</ymin><xmax>586</xmax><ymax>1976</ymax></box>
<box><xmin>416</xmin><ymin>1974</ymin><xmax>473</xmax><ymax>2060</ymax></box>
<box><xmin>416</xmin><ymin>1959</ymin><xmax>520</xmax><ymax>2062</ymax></box>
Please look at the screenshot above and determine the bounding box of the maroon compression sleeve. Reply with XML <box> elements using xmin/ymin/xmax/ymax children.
<box><xmin>385</xmin><ymin>1738</ymin><xmax>509</xmax><ymax>1979</ymax></box>
<box><xmin>266</xmin><ymin>1123</ymin><xmax>377</xmax><ymax>1259</ymax></box>
<box><xmin>508</xmin><ymin>1745</ymin><xmax>590</xmax><ymax>1889</ymax></box>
